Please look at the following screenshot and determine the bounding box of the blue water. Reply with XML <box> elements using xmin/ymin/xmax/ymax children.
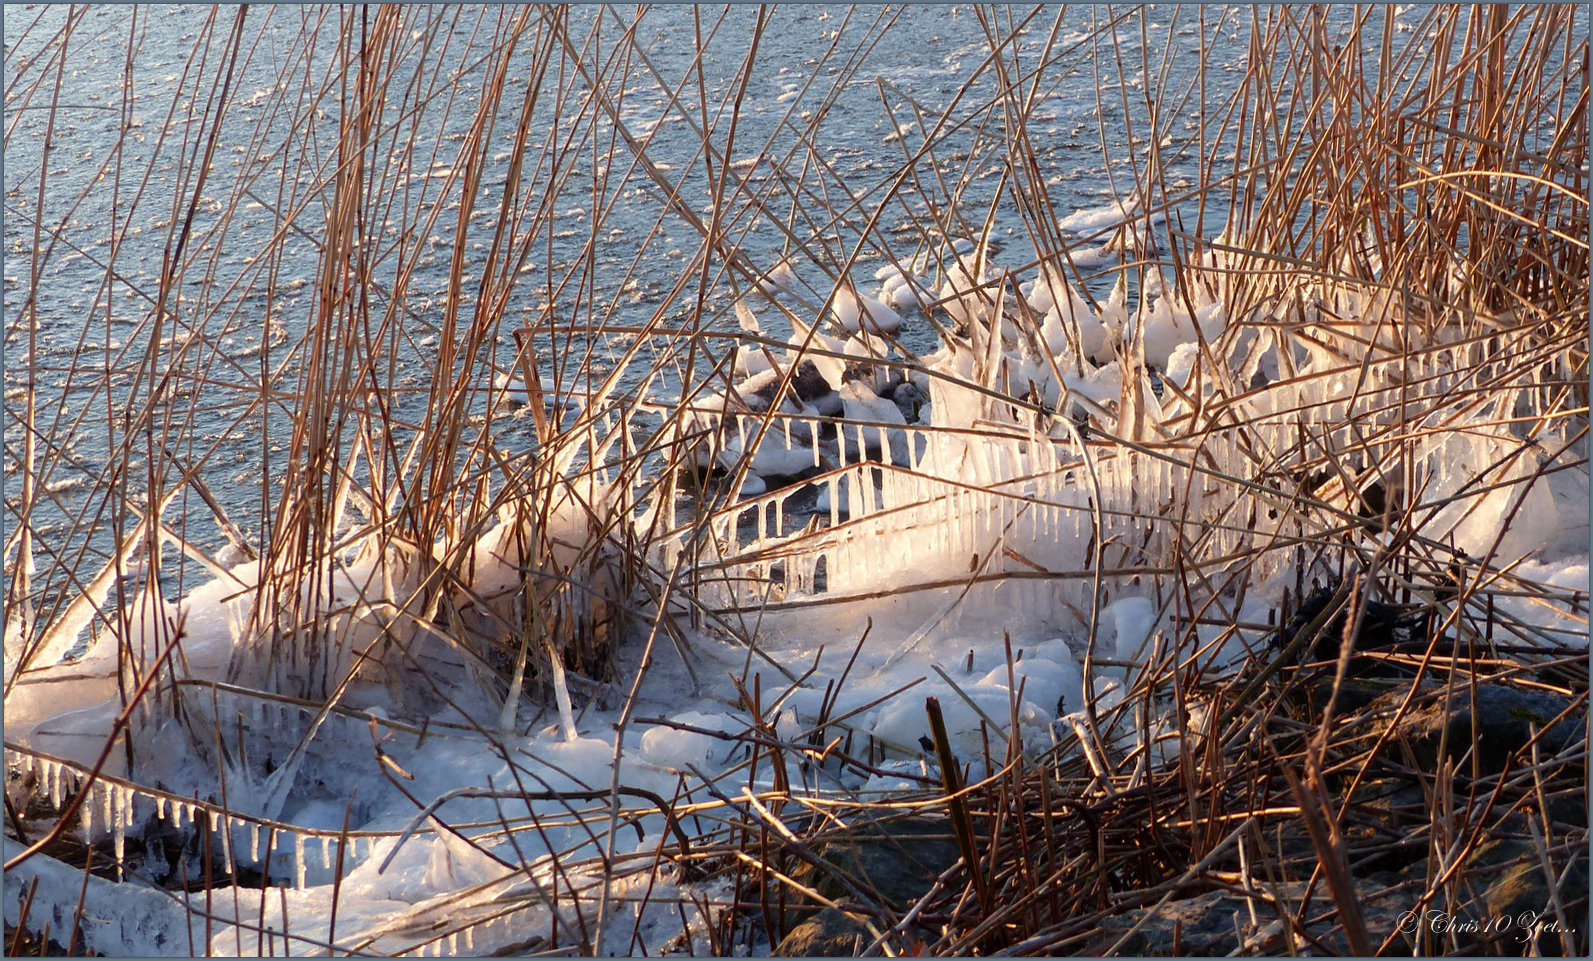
<box><xmin>3</xmin><ymin>4</ymin><xmax>1575</xmax><ymax>606</ymax></box>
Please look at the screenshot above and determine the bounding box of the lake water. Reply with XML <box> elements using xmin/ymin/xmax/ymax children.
<box><xmin>1</xmin><ymin>3</ymin><xmax>1562</xmax><ymax>598</ymax></box>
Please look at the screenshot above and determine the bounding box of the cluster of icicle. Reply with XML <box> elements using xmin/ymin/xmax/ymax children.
<box><xmin>13</xmin><ymin>734</ymin><xmax>386</xmax><ymax>892</ymax></box>
<box><xmin>657</xmin><ymin>237</ymin><xmax>1569</xmax><ymax>627</ymax></box>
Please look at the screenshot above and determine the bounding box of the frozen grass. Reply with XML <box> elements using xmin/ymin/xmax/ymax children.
<box><xmin>4</xmin><ymin>4</ymin><xmax>1588</xmax><ymax>956</ymax></box>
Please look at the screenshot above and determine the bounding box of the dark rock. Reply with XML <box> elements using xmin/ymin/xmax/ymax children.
<box><xmin>1085</xmin><ymin>866</ymin><xmax>1429</xmax><ymax>956</ymax></box>
<box><xmin>794</xmin><ymin>817</ymin><xmax>961</xmax><ymax>912</ymax></box>
<box><xmin>1273</xmin><ymin>584</ymin><xmax>1431</xmax><ymax>666</ymax></box>
<box><xmin>1085</xmin><ymin>888</ymin><xmax>1247</xmax><ymax>955</ymax></box>
<box><xmin>1307</xmin><ymin>677</ymin><xmax>1404</xmax><ymax>716</ymax></box>
<box><xmin>771</xmin><ymin>817</ymin><xmax>961</xmax><ymax>956</ymax></box>
<box><xmin>1449</xmin><ymin>838</ymin><xmax>1589</xmax><ymax>956</ymax></box>
<box><xmin>1546</xmin><ymin>790</ymin><xmax>1588</xmax><ymax>829</ymax></box>
<box><xmin>1387</xmin><ymin>685</ymin><xmax>1580</xmax><ymax>775</ymax></box>
<box><xmin>789</xmin><ymin>360</ymin><xmax>836</xmax><ymax>407</ymax></box>
<box><xmin>773</xmin><ymin>907</ymin><xmax>873</xmax><ymax>957</ymax></box>
<box><xmin>1358</xmin><ymin>776</ymin><xmax>1431</xmax><ymax>827</ymax></box>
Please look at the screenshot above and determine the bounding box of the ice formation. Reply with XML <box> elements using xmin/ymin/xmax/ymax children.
<box><xmin>5</xmin><ymin>217</ymin><xmax>1586</xmax><ymax>956</ymax></box>
<box><xmin>830</xmin><ymin>283</ymin><xmax>903</xmax><ymax>335</ymax></box>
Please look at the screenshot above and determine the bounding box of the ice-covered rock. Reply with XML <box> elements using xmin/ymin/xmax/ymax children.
<box><xmin>831</xmin><ymin>283</ymin><xmax>902</xmax><ymax>335</ymax></box>
<box><xmin>875</xmin><ymin>261</ymin><xmax>936</xmax><ymax>314</ymax></box>
<box><xmin>639</xmin><ymin>711</ymin><xmax>738</xmax><ymax>771</ymax></box>
<box><xmin>758</xmin><ymin>259</ymin><xmax>800</xmax><ymax>300</ymax></box>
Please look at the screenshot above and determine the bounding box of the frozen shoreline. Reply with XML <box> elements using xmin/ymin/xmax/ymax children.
<box><xmin>4</xmin><ymin>4</ymin><xmax>1587</xmax><ymax>956</ymax></box>
<box><xmin>6</xmin><ymin>238</ymin><xmax>1586</xmax><ymax>954</ymax></box>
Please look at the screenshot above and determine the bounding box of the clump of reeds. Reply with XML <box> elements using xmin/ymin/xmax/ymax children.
<box><xmin>709</xmin><ymin>5</ymin><xmax>1588</xmax><ymax>956</ymax></box>
<box><xmin>3</xmin><ymin>3</ymin><xmax>1586</xmax><ymax>956</ymax></box>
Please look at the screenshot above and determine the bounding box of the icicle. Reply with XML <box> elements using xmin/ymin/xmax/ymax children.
<box><xmin>321</xmin><ymin>836</ymin><xmax>333</xmax><ymax>871</ymax></box>
<box><xmin>464</xmin><ymin>927</ymin><xmax>474</xmax><ymax>952</ymax></box>
<box><xmin>294</xmin><ymin>834</ymin><xmax>308</xmax><ymax>889</ymax></box>
<box><xmin>112</xmin><ymin>786</ymin><xmax>131</xmax><ymax>864</ymax></box>
<box><xmin>100</xmin><ymin>781</ymin><xmax>114</xmax><ymax>835</ymax></box>
<box><xmin>250</xmin><ymin>822</ymin><xmax>261</xmax><ymax>862</ymax></box>
<box><xmin>810</xmin><ymin>419</ymin><xmax>822</xmax><ymax>468</ymax></box>
<box><xmin>80</xmin><ymin>785</ymin><xmax>97</xmax><ymax>842</ymax></box>
<box><xmin>121</xmin><ymin>787</ymin><xmax>135</xmax><ymax>854</ymax></box>
<box><xmin>221</xmin><ymin>816</ymin><xmax>238</xmax><ymax>877</ymax></box>
<box><xmin>445</xmin><ymin>933</ymin><xmax>457</xmax><ymax>955</ymax></box>
<box><xmin>155</xmin><ymin>794</ymin><xmax>167</xmax><ymax>821</ymax></box>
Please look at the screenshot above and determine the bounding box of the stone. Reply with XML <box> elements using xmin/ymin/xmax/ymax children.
<box><xmin>799</xmin><ymin>818</ymin><xmax>962</xmax><ymax>911</ymax></box>
<box><xmin>773</xmin><ymin>907</ymin><xmax>873</xmax><ymax>957</ymax></box>
<box><xmin>1459</xmin><ymin>838</ymin><xmax>1588</xmax><ymax>956</ymax></box>
<box><xmin>1084</xmin><ymin>866</ymin><xmax>1430</xmax><ymax>956</ymax></box>
<box><xmin>771</xmin><ymin>816</ymin><xmax>961</xmax><ymax>956</ymax></box>
<box><xmin>1387</xmin><ymin>685</ymin><xmax>1580</xmax><ymax>775</ymax></box>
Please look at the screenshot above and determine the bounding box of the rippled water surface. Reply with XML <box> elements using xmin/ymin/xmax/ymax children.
<box><xmin>4</xmin><ymin>4</ymin><xmax>1568</xmax><ymax>586</ymax></box>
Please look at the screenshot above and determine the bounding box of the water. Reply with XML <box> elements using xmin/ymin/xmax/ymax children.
<box><xmin>2</xmin><ymin>4</ymin><xmax>1564</xmax><ymax>610</ymax></box>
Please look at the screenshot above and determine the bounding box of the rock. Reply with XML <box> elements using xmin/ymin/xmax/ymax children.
<box><xmin>1359</xmin><ymin>775</ymin><xmax>1431</xmax><ymax>825</ymax></box>
<box><xmin>1307</xmin><ymin>676</ymin><xmax>1403</xmax><ymax>716</ymax></box>
<box><xmin>1085</xmin><ymin>888</ymin><xmax>1248</xmax><ymax>955</ymax></box>
<box><xmin>771</xmin><ymin>817</ymin><xmax>961</xmax><ymax>956</ymax></box>
<box><xmin>1084</xmin><ymin>866</ymin><xmax>1429</xmax><ymax>956</ymax></box>
<box><xmin>1448</xmin><ymin>838</ymin><xmax>1589</xmax><ymax>956</ymax></box>
<box><xmin>1387</xmin><ymin>685</ymin><xmax>1580</xmax><ymax>775</ymax></box>
<box><xmin>794</xmin><ymin>817</ymin><xmax>962</xmax><ymax>912</ymax></box>
<box><xmin>773</xmin><ymin>907</ymin><xmax>873</xmax><ymax>957</ymax></box>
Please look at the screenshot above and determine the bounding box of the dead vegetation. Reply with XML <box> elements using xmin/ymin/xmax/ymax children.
<box><xmin>3</xmin><ymin>4</ymin><xmax>1586</xmax><ymax>956</ymax></box>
